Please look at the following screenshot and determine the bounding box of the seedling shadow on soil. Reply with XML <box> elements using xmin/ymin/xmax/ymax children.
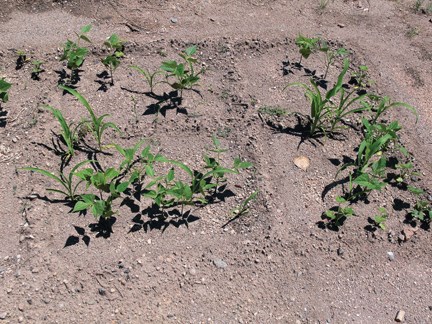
<box><xmin>95</xmin><ymin>71</ymin><xmax>111</xmax><ymax>92</ymax></box>
<box><xmin>129</xmin><ymin>208</ymin><xmax>200</xmax><ymax>234</ymax></box>
<box><xmin>55</xmin><ymin>69</ymin><xmax>82</xmax><ymax>87</ymax></box>
<box><xmin>0</xmin><ymin>108</ymin><xmax>7</xmax><ymax>127</ymax></box>
<box><xmin>65</xmin><ymin>225</ymin><xmax>91</xmax><ymax>247</ymax></box>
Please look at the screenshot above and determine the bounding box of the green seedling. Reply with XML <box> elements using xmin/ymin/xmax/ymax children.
<box><xmin>339</xmin><ymin>118</ymin><xmax>402</xmax><ymax>199</ymax></box>
<box><xmin>114</xmin><ymin>139</ymin><xmax>145</xmax><ymax>171</ymax></box>
<box><xmin>101</xmin><ymin>34</ymin><xmax>125</xmax><ymax>85</ymax></box>
<box><xmin>287</xmin><ymin>59</ymin><xmax>368</xmax><ymax>137</ymax></box>
<box><xmin>0</xmin><ymin>79</ymin><xmax>11</xmax><ymax>103</ymax></box>
<box><xmin>350</xmin><ymin>65</ymin><xmax>373</xmax><ymax>90</ymax></box>
<box><xmin>409</xmin><ymin>200</ymin><xmax>432</xmax><ymax>223</ymax></box>
<box><xmin>44</xmin><ymin>105</ymin><xmax>80</xmax><ymax>157</ymax></box>
<box><xmin>394</xmin><ymin>162</ymin><xmax>420</xmax><ymax>185</ymax></box>
<box><xmin>23</xmin><ymin>160</ymin><xmax>92</xmax><ymax>201</ymax></box>
<box><xmin>295</xmin><ymin>35</ymin><xmax>320</xmax><ymax>65</ymax></box>
<box><xmin>161</xmin><ymin>45</ymin><xmax>204</xmax><ymax>96</ymax></box>
<box><xmin>60</xmin><ymin>85</ymin><xmax>120</xmax><ymax>150</ymax></box>
<box><xmin>365</xmin><ymin>95</ymin><xmax>417</xmax><ymax>124</ymax></box>
<box><xmin>318</xmin><ymin>0</ymin><xmax>333</xmax><ymax>11</ymax></box>
<box><xmin>231</xmin><ymin>190</ymin><xmax>259</xmax><ymax>217</ymax></box>
<box><xmin>74</xmin><ymin>167</ymin><xmax>137</xmax><ymax>219</ymax></box>
<box><xmin>257</xmin><ymin>106</ymin><xmax>287</xmax><ymax>117</ymax></box>
<box><xmin>16</xmin><ymin>50</ymin><xmax>30</xmax><ymax>69</ymax></box>
<box><xmin>324</xmin><ymin>196</ymin><xmax>355</xmax><ymax>227</ymax></box>
<box><xmin>130</xmin><ymin>66</ymin><xmax>163</xmax><ymax>93</ymax></box>
<box><xmin>372</xmin><ymin>207</ymin><xmax>388</xmax><ymax>230</ymax></box>
<box><xmin>318</xmin><ymin>40</ymin><xmax>348</xmax><ymax>79</ymax></box>
<box><xmin>31</xmin><ymin>60</ymin><xmax>44</xmax><ymax>80</ymax></box>
<box><xmin>60</xmin><ymin>24</ymin><xmax>92</xmax><ymax>72</ymax></box>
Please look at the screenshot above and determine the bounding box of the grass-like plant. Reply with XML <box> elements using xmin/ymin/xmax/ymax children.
<box><xmin>130</xmin><ymin>66</ymin><xmax>163</xmax><ymax>93</ymax></box>
<box><xmin>101</xmin><ymin>34</ymin><xmax>125</xmax><ymax>85</ymax></box>
<box><xmin>60</xmin><ymin>25</ymin><xmax>92</xmax><ymax>72</ymax></box>
<box><xmin>23</xmin><ymin>160</ymin><xmax>92</xmax><ymax>201</ymax></box>
<box><xmin>0</xmin><ymin>79</ymin><xmax>11</xmax><ymax>103</ymax></box>
<box><xmin>60</xmin><ymin>85</ymin><xmax>120</xmax><ymax>150</ymax></box>
<box><xmin>287</xmin><ymin>59</ymin><xmax>368</xmax><ymax>137</ymax></box>
<box><xmin>231</xmin><ymin>190</ymin><xmax>259</xmax><ymax>217</ymax></box>
<box><xmin>365</xmin><ymin>95</ymin><xmax>418</xmax><ymax>124</ymax></box>
<box><xmin>44</xmin><ymin>105</ymin><xmax>80</xmax><ymax>157</ymax></box>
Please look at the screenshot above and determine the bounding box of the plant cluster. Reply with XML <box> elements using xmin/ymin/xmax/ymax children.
<box><xmin>101</xmin><ymin>34</ymin><xmax>125</xmax><ymax>85</ymax></box>
<box><xmin>60</xmin><ymin>24</ymin><xmax>92</xmax><ymax>74</ymax></box>
<box><xmin>24</xmin><ymin>89</ymin><xmax>252</xmax><ymax>223</ymax></box>
<box><xmin>131</xmin><ymin>45</ymin><xmax>204</xmax><ymax>97</ymax></box>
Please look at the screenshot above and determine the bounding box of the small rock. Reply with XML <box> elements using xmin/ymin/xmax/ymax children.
<box><xmin>337</xmin><ymin>23</ymin><xmax>346</xmax><ymax>28</ymax></box>
<box><xmin>337</xmin><ymin>247</ymin><xmax>344</xmax><ymax>256</ymax></box>
<box><xmin>402</xmin><ymin>228</ymin><xmax>416</xmax><ymax>241</ymax></box>
<box><xmin>170</xmin><ymin>17</ymin><xmax>178</xmax><ymax>24</ymax></box>
<box><xmin>395</xmin><ymin>310</ymin><xmax>405</xmax><ymax>322</ymax></box>
<box><xmin>213</xmin><ymin>259</ymin><xmax>227</xmax><ymax>269</ymax></box>
<box><xmin>189</xmin><ymin>268</ymin><xmax>197</xmax><ymax>275</ymax></box>
<box><xmin>387</xmin><ymin>251</ymin><xmax>395</xmax><ymax>261</ymax></box>
<box><xmin>98</xmin><ymin>288</ymin><xmax>106</xmax><ymax>296</ymax></box>
<box><xmin>293</xmin><ymin>156</ymin><xmax>310</xmax><ymax>171</ymax></box>
<box><xmin>0</xmin><ymin>312</ymin><xmax>6</xmax><ymax>320</ymax></box>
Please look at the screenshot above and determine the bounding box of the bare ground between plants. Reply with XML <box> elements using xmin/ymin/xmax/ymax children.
<box><xmin>0</xmin><ymin>0</ymin><xmax>431</xmax><ymax>323</ymax></box>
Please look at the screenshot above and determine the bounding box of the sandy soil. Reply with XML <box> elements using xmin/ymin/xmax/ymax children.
<box><xmin>0</xmin><ymin>0</ymin><xmax>431</xmax><ymax>323</ymax></box>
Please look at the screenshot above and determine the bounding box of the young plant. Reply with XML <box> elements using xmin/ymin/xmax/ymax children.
<box><xmin>231</xmin><ymin>190</ymin><xmax>259</xmax><ymax>217</ymax></box>
<box><xmin>60</xmin><ymin>85</ymin><xmax>120</xmax><ymax>150</ymax></box>
<box><xmin>101</xmin><ymin>34</ymin><xmax>125</xmax><ymax>85</ymax></box>
<box><xmin>44</xmin><ymin>105</ymin><xmax>80</xmax><ymax>157</ymax></box>
<box><xmin>339</xmin><ymin>118</ymin><xmax>403</xmax><ymax>200</ymax></box>
<box><xmin>60</xmin><ymin>25</ymin><xmax>92</xmax><ymax>74</ymax></box>
<box><xmin>130</xmin><ymin>66</ymin><xmax>163</xmax><ymax>93</ymax></box>
<box><xmin>295</xmin><ymin>35</ymin><xmax>320</xmax><ymax>65</ymax></box>
<box><xmin>372</xmin><ymin>207</ymin><xmax>388</xmax><ymax>230</ymax></box>
<box><xmin>350</xmin><ymin>65</ymin><xmax>373</xmax><ymax>90</ymax></box>
<box><xmin>365</xmin><ymin>95</ymin><xmax>418</xmax><ymax>124</ymax></box>
<box><xmin>74</xmin><ymin>167</ymin><xmax>137</xmax><ymax>219</ymax></box>
<box><xmin>409</xmin><ymin>200</ymin><xmax>432</xmax><ymax>223</ymax></box>
<box><xmin>394</xmin><ymin>162</ymin><xmax>419</xmax><ymax>185</ymax></box>
<box><xmin>287</xmin><ymin>59</ymin><xmax>368</xmax><ymax>137</ymax></box>
<box><xmin>324</xmin><ymin>196</ymin><xmax>355</xmax><ymax>228</ymax></box>
<box><xmin>318</xmin><ymin>40</ymin><xmax>348</xmax><ymax>79</ymax></box>
<box><xmin>0</xmin><ymin>79</ymin><xmax>11</xmax><ymax>104</ymax></box>
<box><xmin>114</xmin><ymin>139</ymin><xmax>145</xmax><ymax>171</ymax></box>
<box><xmin>16</xmin><ymin>50</ymin><xmax>29</xmax><ymax>69</ymax></box>
<box><xmin>23</xmin><ymin>160</ymin><xmax>92</xmax><ymax>201</ymax></box>
<box><xmin>31</xmin><ymin>60</ymin><xmax>45</xmax><ymax>80</ymax></box>
<box><xmin>161</xmin><ymin>45</ymin><xmax>204</xmax><ymax>96</ymax></box>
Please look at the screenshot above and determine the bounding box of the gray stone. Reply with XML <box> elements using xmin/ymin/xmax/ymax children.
<box><xmin>387</xmin><ymin>251</ymin><xmax>395</xmax><ymax>261</ymax></box>
<box><xmin>213</xmin><ymin>259</ymin><xmax>227</xmax><ymax>269</ymax></box>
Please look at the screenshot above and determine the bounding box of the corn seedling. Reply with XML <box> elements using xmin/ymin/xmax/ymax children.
<box><xmin>295</xmin><ymin>35</ymin><xmax>320</xmax><ymax>65</ymax></box>
<box><xmin>44</xmin><ymin>105</ymin><xmax>80</xmax><ymax>157</ymax></box>
<box><xmin>60</xmin><ymin>85</ymin><xmax>120</xmax><ymax>150</ymax></box>
<box><xmin>101</xmin><ymin>34</ymin><xmax>125</xmax><ymax>85</ymax></box>
<box><xmin>160</xmin><ymin>45</ymin><xmax>204</xmax><ymax>96</ymax></box>
<box><xmin>324</xmin><ymin>196</ymin><xmax>355</xmax><ymax>227</ymax></box>
<box><xmin>31</xmin><ymin>60</ymin><xmax>44</xmax><ymax>80</ymax></box>
<box><xmin>23</xmin><ymin>160</ymin><xmax>92</xmax><ymax>201</ymax></box>
<box><xmin>130</xmin><ymin>66</ymin><xmax>163</xmax><ymax>93</ymax></box>
<box><xmin>231</xmin><ymin>190</ymin><xmax>259</xmax><ymax>217</ymax></box>
<box><xmin>287</xmin><ymin>59</ymin><xmax>368</xmax><ymax>137</ymax></box>
<box><xmin>372</xmin><ymin>207</ymin><xmax>388</xmax><ymax>230</ymax></box>
<box><xmin>364</xmin><ymin>95</ymin><xmax>417</xmax><ymax>124</ymax></box>
<box><xmin>0</xmin><ymin>79</ymin><xmax>11</xmax><ymax>103</ymax></box>
<box><xmin>114</xmin><ymin>139</ymin><xmax>145</xmax><ymax>171</ymax></box>
<box><xmin>60</xmin><ymin>25</ymin><xmax>92</xmax><ymax>72</ymax></box>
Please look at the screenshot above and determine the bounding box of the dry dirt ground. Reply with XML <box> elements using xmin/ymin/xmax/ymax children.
<box><xmin>0</xmin><ymin>0</ymin><xmax>431</xmax><ymax>323</ymax></box>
